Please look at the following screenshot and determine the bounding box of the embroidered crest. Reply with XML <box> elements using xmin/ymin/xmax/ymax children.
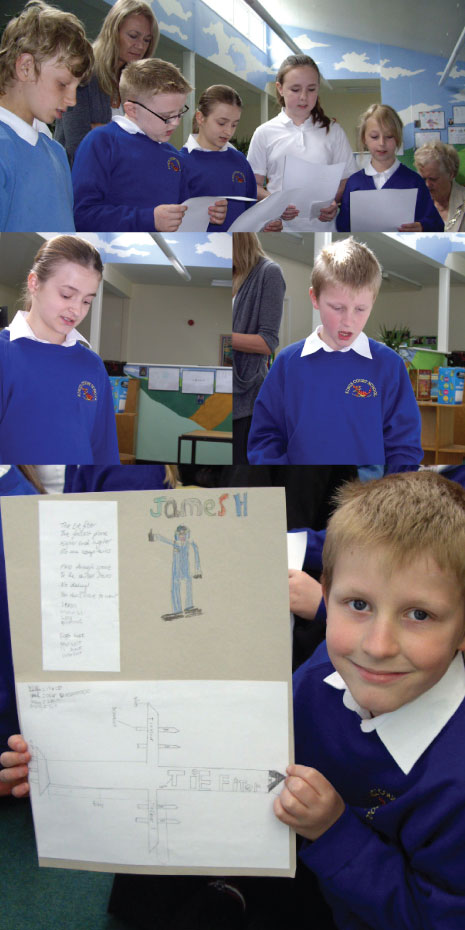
<box><xmin>77</xmin><ymin>381</ymin><xmax>97</xmax><ymax>402</ymax></box>
<box><xmin>232</xmin><ymin>170</ymin><xmax>246</xmax><ymax>184</ymax></box>
<box><xmin>167</xmin><ymin>156</ymin><xmax>181</xmax><ymax>172</ymax></box>
<box><xmin>365</xmin><ymin>787</ymin><xmax>396</xmax><ymax>820</ymax></box>
<box><xmin>345</xmin><ymin>378</ymin><xmax>377</xmax><ymax>398</ymax></box>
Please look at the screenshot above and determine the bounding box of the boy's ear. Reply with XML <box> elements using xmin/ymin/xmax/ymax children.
<box><xmin>15</xmin><ymin>53</ymin><xmax>36</xmax><ymax>83</ymax></box>
<box><xmin>123</xmin><ymin>100</ymin><xmax>137</xmax><ymax>121</ymax></box>
<box><xmin>309</xmin><ymin>287</ymin><xmax>319</xmax><ymax>310</ymax></box>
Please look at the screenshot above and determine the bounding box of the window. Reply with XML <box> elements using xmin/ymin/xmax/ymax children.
<box><xmin>202</xmin><ymin>0</ymin><xmax>266</xmax><ymax>52</ymax></box>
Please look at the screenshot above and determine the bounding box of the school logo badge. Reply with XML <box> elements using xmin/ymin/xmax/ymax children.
<box><xmin>77</xmin><ymin>381</ymin><xmax>97</xmax><ymax>402</ymax></box>
<box><xmin>365</xmin><ymin>787</ymin><xmax>396</xmax><ymax>821</ymax></box>
<box><xmin>232</xmin><ymin>170</ymin><xmax>246</xmax><ymax>184</ymax></box>
<box><xmin>345</xmin><ymin>378</ymin><xmax>377</xmax><ymax>398</ymax></box>
<box><xmin>167</xmin><ymin>156</ymin><xmax>181</xmax><ymax>172</ymax></box>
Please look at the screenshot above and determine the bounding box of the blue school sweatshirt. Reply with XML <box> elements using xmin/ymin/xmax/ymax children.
<box><xmin>66</xmin><ymin>464</ymin><xmax>167</xmax><ymax>492</ymax></box>
<box><xmin>0</xmin><ymin>333</ymin><xmax>119</xmax><ymax>464</ymax></box>
<box><xmin>181</xmin><ymin>144</ymin><xmax>257</xmax><ymax>231</ymax></box>
<box><xmin>0</xmin><ymin>123</ymin><xmax>75</xmax><ymax>231</ymax></box>
<box><xmin>72</xmin><ymin>121</ymin><xmax>190</xmax><ymax>231</ymax></box>
<box><xmin>336</xmin><ymin>163</ymin><xmax>444</xmax><ymax>232</ymax></box>
<box><xmin>0</xmin><ymin>467</ymin><xmax>38</xmax><ymax>754</ymax></box>
<box><xmin>293</xmin><ymin>650</ymin><xmax>465</xmax><ymax>929</ymax></box>
<box><xmin>247</xmin><ymin>338</ymin><xmax>422</xmax><ymax>467</ymax></box>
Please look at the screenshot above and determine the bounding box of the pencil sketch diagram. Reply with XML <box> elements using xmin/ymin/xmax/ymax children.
<box><xmin>28</xmin><ymin>698</ymin><xmax>286</xmax><ymax>865</ymax></box>
<box><xmin>148</xmin><ymin>524</ymin><xmax>203</xmax><ymax>620</ymax></box>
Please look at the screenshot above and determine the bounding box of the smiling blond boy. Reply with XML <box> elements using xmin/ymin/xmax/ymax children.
<box><xmin>275</xmin><ymin>470</ymin><xmax>465</xmax><ymax>930</ymax></box>
<box><xmin>247</xmin><ymin>237</ymin><xmax>422</xmax><ymax>467</ymax></box>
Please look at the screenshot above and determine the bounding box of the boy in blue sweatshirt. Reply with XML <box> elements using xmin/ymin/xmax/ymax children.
<box><xmin>247</xmin><ymin>237</ymin><xmax>422</xmax><ymax>467</ymax></box>
<box><xmin>72</xmin><ymin>58</ymin><xmax>226</xmax><ymax>232</ymax></box>
<box><xmin>0</xmin><ymin>0</ymin><xmax>92</xmax><ymax>231</ymax></box>
<box><xmin>276</xmin><ymin>469</ymin><xmax>465</xmax><ymax>930</ymax></box>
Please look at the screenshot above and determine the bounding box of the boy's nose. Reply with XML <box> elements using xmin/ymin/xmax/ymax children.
<box><xmin>362</xmin><ymin>617</ymin><xmax>400</xmax><ymax>659</ymax></box>
<box><xmin>64</xmin><ymin>87</ymin><xmax>77</xmax><ymax>107</ymax></box>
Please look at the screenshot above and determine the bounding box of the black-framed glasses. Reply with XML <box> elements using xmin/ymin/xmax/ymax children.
<box><xmin>127</xmin><ymin>101</ymin><xmax>189</xmax><ymax>124</ymax></box>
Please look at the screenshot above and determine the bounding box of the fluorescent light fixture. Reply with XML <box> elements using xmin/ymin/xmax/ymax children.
<box><xmin>150</xmin><ymin>233</ymin><xmax>192</xmax><ymax>281</ymax></box>
<box><xmin>439</xmin><ymin>25</ymin><xmax>465</xmax><ymax>86</ymax></box>
<box><xmin>382</xmin><ymin>270</ymin><xmax>422</xmax><ymax>288</ymax></box>
<box><xmin>211</xmin><ymin>279</ymin><xmax>232</xmax><ymax>287</ymax></box>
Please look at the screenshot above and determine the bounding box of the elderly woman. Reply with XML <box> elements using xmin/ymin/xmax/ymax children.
<box><xmin>55</xmin><ymin>0</ymin><xmax>158</xmax><ymax>164</ymax></box>
<box><xmin>414</xmin><ymin>142</ymin><xmax>465</xmax><ymax>231</ymax></box>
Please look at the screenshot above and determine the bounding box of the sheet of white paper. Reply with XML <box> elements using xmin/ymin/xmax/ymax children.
<box><xmin>310</xmin><ymin>199</ymin><xmax>332</xmax><ymax>218</ymax></box>
<box><xmin>215</xmin><ymin>368</ymin><xmax>233</xmax><ymax>393</ymax></box>
<box><xmin>38</xmin><ymin>501</ymin><xmax>120</xmax><ymax>671</ymax></box>
<box><xmin>287</xmin><ymin>532</ymin><xmax>307</xmax><ymax>636</ymax></box>
<box><xmin>228</xmin><ymin>187</ymin><xmax>307</xmax><ymax>232</ymax></box>
<box><xmin>283</xmin><ymin>156</ymin><xmax>344</xmax><ymax>201</ymax></box>
<box><xmin>18</xmin><ymin>679</ymin><xmax>290</xmax><ymax>870</ymax></box>
<box><xmin>350</xmin><ymin>188</ymin><xmax>417</xmax><ymax>231</ymax></box>
<box><xmin>148</xmin><ymin>366</ymin><xmax>180</xmax><ymax>391</ymax></box>
<box><xmin>178</xmin><ymin>196</ymin><xmax>256</xmax><ymax>231</ymax></box>
<box><xmin>181</xmin><ymin>368</ymin><xmax>215</xmax><ymax>394</ymax></box>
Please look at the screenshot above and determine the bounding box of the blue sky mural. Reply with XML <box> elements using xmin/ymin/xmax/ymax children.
<box><xmin>387</xmin><ymin>233</ymin><xmax>465</xmax><ymax>266</ymax></box>
<box><xmin>79</xmin><ymin>232</ymin><xmax>232</xmax><ymax>266</ymax></box>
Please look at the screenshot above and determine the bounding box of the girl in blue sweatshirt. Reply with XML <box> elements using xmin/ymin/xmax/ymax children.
<box><xmin>0</xmin><ymin>235</ymin><xmax>119</xmax><ymax>464</ymax></box>
<box><xmin>336</xmin><ymin>103</ymin><xmax>444</xmax><ymax>232</ymax></box>
<box><xmin>182</xmin><ymin>84</ymin><xmax>282</xmax><ymax>232</ymax></box>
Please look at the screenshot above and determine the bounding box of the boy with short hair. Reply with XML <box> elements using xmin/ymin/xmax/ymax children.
<box><xmin>72</xmin><ymin>58</ymin><xmax>226</xmax><ymax>232</ymax></box>
<box><xmin>247</xmin><ymin>237</ymin><xmax>422</xmax><ymax>467</ymax></box>
<box><xmin>275</xmin><ymin>470</ymin><xmax>465</xmax><ymax>929</ymax></box>
<box><xmin>0</xmin><ymin>0</ymin><xmax>93</xmax><ymax>231</ymax></box>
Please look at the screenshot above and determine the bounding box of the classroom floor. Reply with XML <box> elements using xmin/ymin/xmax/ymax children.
<box><xmin>0</xmin><ymin>796</ymin><xmax>128</xmax><ymax>930</ymax></box>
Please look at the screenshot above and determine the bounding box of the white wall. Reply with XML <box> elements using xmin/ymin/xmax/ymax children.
<box><xmin>123</xmin><ymin>284</ymin><xmax>232</xmax><ymax>365</ymax></box>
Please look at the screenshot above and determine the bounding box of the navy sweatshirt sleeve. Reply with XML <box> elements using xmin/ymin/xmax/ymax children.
<box><xmin>247</xmin><ymin>348</ymin><xmax>291</xmax><ymax>464</ymax></box>
<box><xmin>381</xmin><ymin>349</ymin><xmax>423</xmax><ymax>470</ymax></box>
<box><xmin>91</xmin><ymin>363</ymin><xmax>121</xmax><ymax>464</ymax></box>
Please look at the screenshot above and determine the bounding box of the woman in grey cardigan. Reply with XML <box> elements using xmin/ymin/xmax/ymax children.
<box><xmin>55</xmin><ymin>0</ymin><xmax>159</xmax><ymax>165</ymax></box>
<box><xmin>232</xmin><ymin>234</ymin><xmax>286</xmax><ymax>463</ymax></box>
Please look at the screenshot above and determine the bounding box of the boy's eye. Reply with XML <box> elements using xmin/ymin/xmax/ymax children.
<box><xmin>348</xmin><ymin>599</ymin><xmax>369</xmax><ymax>612</ymax></box>
<box><xmin>407</xmin><ymin>608</ymin><xmax>430</xmax><ymax>621</ymax></box>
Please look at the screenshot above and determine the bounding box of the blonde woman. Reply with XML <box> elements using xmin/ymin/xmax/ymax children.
<box><xmin>55</xmin><ymin>0</ymin><xmax>158</xmax><ymax>164</ymax></box>
<box><xmin>414</xmin><ymin>142</ymin><xmax>465</xmax><ymax>231</ymax></box>
<box><xmin>232</xmin><ymin>234</ymin><xmax>285</xmax><ymax>463</ymax></box>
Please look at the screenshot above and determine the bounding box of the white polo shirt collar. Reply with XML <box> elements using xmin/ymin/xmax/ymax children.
<box><xmin>112</xmin><ymin>114</ymin><xmax>146</xmax><ymax>135</ymax></box>
<box><xmin>301</xmin><ymin>325</ymin><xmax>372</xmax><ymax>358</ymax></box>
<box><xmin>365</xmin><ymin>158</ymin><xmax>400</xmax><ymax>190</ymax></box>
<box><xmin>276</xmin><ymin>108</ymin><xmax>315</xmax><ymax>132</ymax></box>
<box><xmin>324</xmin><ymin>652</ymin><xmax>465</xmax><ymax>774</ymax></box>
<box><xmin>184</xmin><ymin>133</ymin><xmax>231</xmax><ymax>153</ymax></box>
<box><xmin>7</xmin><ymin>310</ymin><xmax>90</xmax><ymax>348</ymax></box>
<box><xmin>0</xmin><ymin>105</ymin><xmax>40</xmax><ymax>145</ymax></box>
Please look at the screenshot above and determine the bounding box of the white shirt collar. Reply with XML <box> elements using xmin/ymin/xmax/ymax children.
<box><xmin>0</xmin><ymin>105</ymin><xmax>39</xmax><ymax>146</ymax></box>
<box><xmin>276</xmin><ymin>108</ymin><xmax>315</xmax><ymax>132</ymax></box>
<box><xmin>184</xmin><ymin>133</ymin><xmax>232</xmax><ymax>153</ymax></box>
<box><xmin>365</xmin><ymin>158</ymin><xmax>400</xmax><ymax>187</ymax></box>
<box><xmin>7</xmin><ymin>310</ymin><xmax>90</xmax><ymax>348</ymax></box>
<box><xmin>324</xmin><ymin>652</ymin><xmax>465</xmax><ymax>774</ymax></box>
<box><xmin>112</xmin><ymin>114</ymin><xmax>146</xmax><ymax>136</ymax></box>
<box><xmin>301</xmin><ymin>325</ymin><xmax>372</xmax><ymax>358</ymax></box>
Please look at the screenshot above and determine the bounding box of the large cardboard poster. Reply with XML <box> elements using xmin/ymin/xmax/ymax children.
<box><xmin>2</xmin><ymin>487</ymin><xmax>294</xmax><ymax>877</ymax></box>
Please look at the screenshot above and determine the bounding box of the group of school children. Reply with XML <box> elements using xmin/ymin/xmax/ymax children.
<box><xmin>0</xmin><ymin>1</ymin><xmax>445</xmax><ymax>232</ymax></box>
<box><xmin>0</xmin><ymin>2</ymin><xmax>465</xmax><ymax>929</ymax></box>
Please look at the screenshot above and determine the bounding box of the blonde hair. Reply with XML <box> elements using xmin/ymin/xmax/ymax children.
<box><xmin>120</xmin><ymin>58</ymin><xmax>191</xmax><ymax>103</ymax></box>
<box><xmin>192</xmin><ymin>84</ymin><xmax>242</xmax><ymax>132</ymax></box>
<box><xmin>0</xmin><ymin>0</ymin><xmax>93</xmax><ymax>95</ymax></box>
<box><xmin>359</xmin><ymin>103</ymin><xmax>403</xmax><ymax>150</ymax></box>
<box><xmin>312</xmin><ymin>237</ymin><xmax>382</xmax><ymax>299</ymax></box>
<box><xmin>322</xmin><ymin>471</ymin><xmax>465</xmax><ymax>596</ymax></box>
<box><xmin>232</xmin><ymin>233</ymin><xmax>267</xmax><ymax>294</ymax></box>
<box><xmin>21</xmin><ymin>235</ymin><xmax>103</xmax><ymax>311</ymax></box>
<box><xmin>165</xmin><ymin>465</ymin><xmax>180</xmax><ymax>488</ymax></box>
<box><xmin>93</xmin><ymin>0</ymin><xmax>158</xmax><ymax>99</ymax></box>
<box><xmin>275</xmin><ymin>54</ymin><xmax>330</xmax><ymax>133</ymax></box>
<box><xmin>414</xmin><ymin>141</ymin><xmax>459</xmax><ymax>179</ymax></box>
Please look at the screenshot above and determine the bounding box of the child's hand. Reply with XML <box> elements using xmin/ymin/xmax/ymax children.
<box><xmin>274</xmin><ymin>764</ymin><xmax>345</xmax><ymax>841</ymax></box>
<box><xmin>288</xmin><ymin>570</ymin><xmax>322</xmax><ymax>620</ymax></box>
<box><xmin>0</xmin><ymin>735</ymin><xmax>31</xmax><ymax>798</ymax></box>
<box><xmin>281</xmin><ymin>204</ymin><xmax>299</xmax><ymax>221</ymax></box>
<box><xmin>154</xmin><ymin>204</ymin><xmax>187</xmax><ymax>231</ymax></box>
<box><xmin>318</xmin><ymin>200</ymin><xmax>338</xmax><ymax>222</ymax></box>
<box><xmin>208</xmin><ymin>199</ymin><xmax>228</xmax><ymax>225</ymax></box>
<box><xmin>398</xmin><ymin>222</ymin><xmax>423</xmax><ymax>231</ymax></box>
<box><xmin>262</xmin><ymin>219</ymin><xmax>283</xmax><ymax>232</ymax></box>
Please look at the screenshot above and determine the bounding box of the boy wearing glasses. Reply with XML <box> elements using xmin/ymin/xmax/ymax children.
<box><xmin>72</xmin><ymin>58</ymin><xmax>226</xmax><ymax>231</ymax></box>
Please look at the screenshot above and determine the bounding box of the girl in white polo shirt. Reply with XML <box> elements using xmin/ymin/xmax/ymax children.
<box><xmin>247</xmin><ymin>54</ymin><xmax>356</xmax><ymax>231</ymax></box>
